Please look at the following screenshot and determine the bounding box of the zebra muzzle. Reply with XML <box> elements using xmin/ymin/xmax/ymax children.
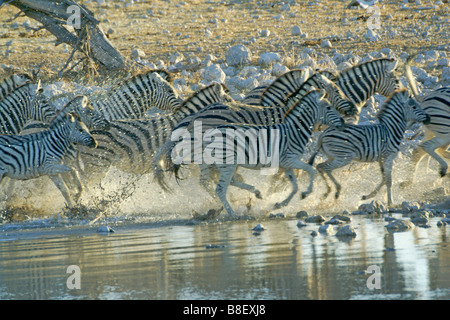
<box><xmin>423</xmin><ymin>114</ymin><xmax>431</xmax><ymax>125</ymax></box>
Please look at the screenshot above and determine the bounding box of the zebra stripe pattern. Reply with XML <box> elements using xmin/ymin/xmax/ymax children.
<box><xmin>155</xmin><ymin>90</ymin><xmax>345</xmax><ymax>216</ymax></box>
<box><xmin>90</xmin><ymin>70</ymin><xmax>183</xmax><ymax>121</ymax></box>
<box><xmin>0</xmin><ymin>73</ymin><xmax>33</xmax><ymax>102</ymax></box>
<box><xmin>76</xmin><ymin>83</ymin><xmax>232</xmax><ymax>185</ymax></box>
<box><xmin>310</xmin><ymin>88</ymin><xmax>430</xmax><ymax>207</ymax></box>
<box><xmin>0</xmin><ymin>82</ymin><xmax>56</xmax><ymax>134</ymax></box>
<box><xmin>0</xmin><ymin>112</ymin><xmax>97</xmax><ymax>208</ymax></box>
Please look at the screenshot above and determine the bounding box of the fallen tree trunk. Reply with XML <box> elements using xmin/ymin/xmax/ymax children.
<box><xmin>4</xmin><ymin>0</ymin><xmax>128</xmax><ymax>72</ymax></box>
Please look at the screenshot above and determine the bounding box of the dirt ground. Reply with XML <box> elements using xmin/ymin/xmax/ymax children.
<box><xmin>0</xmin><ymin>0</ymin><xmax>449</xmax><ymax>85</ymax></box>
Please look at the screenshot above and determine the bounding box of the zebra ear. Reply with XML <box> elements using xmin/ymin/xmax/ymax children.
<box><xmin>80</xmin><ymin>96</ymin><xmax>89</xmax><ymax>109</ymax></box>
<box><xmin>318</xmin><ymin>89</ymin><xmax>327</xmax><ymax>101</ymax></box>
<box><xmin>386</xmin><ymin>59</ymin><xmax>398</xmax><ymax>73</ymax></box>
<box><xmin>35</xmin><ymin>80</ymin><xmax>43</xmax><ymax>94</ymax></box>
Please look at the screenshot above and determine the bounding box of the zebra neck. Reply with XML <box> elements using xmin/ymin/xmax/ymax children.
<box><xmin>282</xmin><ymin>108</ymin><xmax>315</xmax><ymax>146</ymax></box>
<box><xmin>379</xmin><ymin>114</ymin><xmax>407</xmax><ymax>146</ymax></box>
<box><xmin>48</xmin><ymin>124</ymin><xmax>73</xmax><ymax>155</ymax></box>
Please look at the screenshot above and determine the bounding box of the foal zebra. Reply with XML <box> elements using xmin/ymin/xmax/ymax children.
<box><xmin>155</xmin><ymin>90</ymin><xmax>345</xmax><ymax>216</ymax></box>
<box><xmin>0</xmin><ymin>112</ymin><xmax>97</xmax><ymax>208</ymax></box>
<box><xmin>309</xmin><ymin>89</ymin><xmax>430</xmax><ymax>207</ymax></box>
<box><xmin>0</xmin><ymin>82</ymin><xmax>55</xmax><ymax>134</ymax></box>
<box><xmin>403</xmin><ymin>57</ymin><xmax>450</xmax><ymax>181</ymax></box>
<box><xmin>0</xmin><ymin>73</ymin><xmax>33</xmax><ymax>101</ymax></box>
<box><xmin>90</xmin><ymin>70</ymin><xmax>182</xmax><ymax>120</ymax></box>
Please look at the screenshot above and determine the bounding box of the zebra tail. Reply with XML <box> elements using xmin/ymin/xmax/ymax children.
<box><xmin>405</xmin><ymin>53</ymin><xmax>420</xmax><ymax>99</ymax></box>
<box><xmin>152</xmin><ymin>140</ymin><xmax>178</xmax><ymax>193</ymax></box>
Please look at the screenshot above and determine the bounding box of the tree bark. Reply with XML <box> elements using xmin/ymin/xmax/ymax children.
<box><xmin>5</xmin><ymin>0</ymin><xmax>128</xmax><ymax>71</ymax></box>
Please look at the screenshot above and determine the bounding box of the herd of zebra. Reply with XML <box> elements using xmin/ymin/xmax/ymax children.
<box><xmin>0</xmin><ymin>56</ymin><xmax>448</xmax><ymax>217</ymax></box>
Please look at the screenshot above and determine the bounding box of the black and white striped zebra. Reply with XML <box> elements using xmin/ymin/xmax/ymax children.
<box><xmin>331</xmin><ymin>58</ymin><xmax>403</xmax><ymax>119</ymax></box>
<box><xmin>0</xmin><ymin>73</ymin><xmax>33</xmax><ymax>102</ymax></box>
<box><xmin>0</xmin><ymin>112</ymin><xmax>97</xmax><ymax>208</ymax></box>
<box><xmin>154</xmin><ymin>90</ymin><xmax>345</xmax><ymax>216</ymax></box>
<box><xmin>403</xmin><ymin>57</ymin><xmax>450</xmax><ymax>181</ymax></box>
<box><xmin>76</xmin><ymin>83</ymin><xmax>232</xmax><ymax>186</ymax></box>
<box><xmin>0</xmin><ymin>82</ymin><xmax>55</xmax><ymax>135</ymax></box>
<box><xmin>90</xmin><ymin>69</ymin><xmax>183</xmax><ymax>120</ymax></box>
<box><xmin>309</xmin><ymin>88</ymin><xmax>430</xmax><ymax>207</ymax></box>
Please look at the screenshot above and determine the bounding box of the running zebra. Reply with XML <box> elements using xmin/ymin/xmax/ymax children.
<box><xmin>309</xmin><ymin>89</ymin><xmax>430</xmax><ymax>207</ymax></box>
<box><xmin>0</xmin><ymin>82</ymin><xmax>56</xmax><ymax>134</ymax></box>
<box><xmin>0</xmin><ymin>112</ymin><xmax>97</xmax><ymax>208</ymax></box>
<box><xmin>403</xmin><ymin>57</ymin><xmax>450</xmax><ymax>182</ymax></box>
<box><xmin>0</xmin><ymin>73</ymin><xmax>33</xmax><ymax>101</ymax></box>
<box><xmin>76</xmin><ymin>83</ymin><xmax>232</xmax><ymax>186</ymax></box>
<box><xmin>331</xmin><ymin>58</ymin><xmax>403</xmax><ymax>119</ymax></box>
<box><xmin>154</xmin><ymin>90</ymin><xmax>345</xmax><ymax>216</ymax></box>
<box><xmin>90</xmin><ymin>69</ymin><xmax>183</xmax><ymax>120</ymax></box>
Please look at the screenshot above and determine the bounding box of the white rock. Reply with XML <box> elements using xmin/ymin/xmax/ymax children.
<box><xmin>131</xmin><ymin>48</ymin><xmax>145</xmax><ymax>59</ymax></box>
<box><xmin>201</xmin><ymin>64</ymin><xmax>226</xmax><ymax>84</ymax></box>
<box><xmin>411</xmin><ymin>66</ymin><xmax>429</xmax><ymax>83</ymax></box>
<box><xmin>260</xmin><ymin>29</ymin><xmax>271</xmax><ymax>37</ymax></box>
<box><xmin>225</xmin><ymin>44</ymin><xmax>252</xmax><ymax>66</ymax></box>
<box><xmin>252</xmin><ymin>224</ymin><xmax>265</xmax><ymax>231</ymax></box>
<box><xmin>321</xmin><ymin>39</ymin><xmax>332</xmax><ymax>48</ymax></box>
<box><xmin>437</xmin><ymin>58</ymin><xmax>450</xmax><ymax>67</ymax></box>
<box><xmin>291</xmin><ymin>25</ymin><xmax>302</xmax><ymax>36</ymax></box>
<box><xmin>271</xmin><ymin>63</ymin><xmax>290</xmax><ymax>77</ymax></box>
<box><xmin>442</xmin><ymin>67</ymin><xmax>450</xmax><ymax>82</ymax></box>
<box><xmin>258</xmin><ymin>52</ymin><xmax>282</xmax><ymax>67</ymax></box>
<box><xmin>364</xmin><ymin>29</ymin><xmax>380</xmax><ymax>41</ymax></box>
<box><xmin>97</xmin><ymin>226</ymin><xmax>115</xmax><ymax>233</ymax></box>
<box><xmin>318</xmin><ymin>224</ymin><xmax>334</xmax><ymax>234</ymax></box>
<box><xmin>401</xmin><ymin>201</ymin><xmax>421</xmax><ymax>212</ymax></box>
<box><xmin>169</xmin><ymin>52</ymin><xmax>185</xmax><ymax>64</ymax></box>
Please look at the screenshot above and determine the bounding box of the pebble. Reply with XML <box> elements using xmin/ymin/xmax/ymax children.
<box><xmin>319</xmin><ymin>224</ymin><xmax>334</xmax><ymax>234</ymax></box>
<box><xmin>271</xmin><ymin>63</ymin><xmax>290</xmax><ymax>77</ymax></box>
<box><xmin>97</xmin><ymin>226</ymin><xmax>115</xmax><ymax>233</ymax></box>
<box><xmin>401</xmin><ymin>201</ymin><xmax>421</xmax><ymax>212</ymax></box>
<box><xmin>354</xmin><ymin>200</ymin><xmax>388</xmax><ymax>215</ymax></box>
<box><xmin>258</xmin><ymin>52</ymin><xmax>282</xmax><ymax>67</ymax></box>
<box><xmin>310</xmin><ymin>231</ymin><xmax>318</xmax><ymax>237</ymax></box>
<box><xmin>130</xmin><ymin>48</ymin><xmax>145</xmax><ymax>59</ymax></box>
<box><xmin>297</xmin><ymin>221</ymin><xmax>307</xmax><ymax>228</ymax></box>
<box><xmin>252</xmin><ymin>224</ymin><xmax>265</xmax><ymax>232</ymax></box>
<box><xmin>336</xmin><ymin>225</ymin><xmax>357</xmax><ymax>238</ymax></box>
<box><xmin>296</xmin><ymin>211</ymin><xmax>308</xmax><ymax>219</ymax></box>
<box><xmin>201</xmin><ymin>64</ymin><xmax>226</xmax><ymax>84</ymax></box>
<box><xmin>291</xmin><ymin>26</ymin><xmax>302</xmax><ymax>36</ymax></box>
<box><xmin>321</xmin><ymin>40</ymin><xmax>332</xmax><ymax>49</ymax></box>
<box><xmin>363</xmin><ymin>29</ymin><xmax>380</xmax><ymax>42</ymax></box>
<box><xmin>205</xmin><ymin>244</ymin><xmax>225</xmax><ymax>249</ymax></box>
<box><xmin>385</xmin><ymin>219</ymin><xmax>415</xmax><ymax>231</ymax></box>
<box><xmin>305</xmin><ymin>215</ymin><xmax>326</xmax><ymax>223</ymax></box>
<box><xmin>325</xmin><ymin>218</ymin><xmax>343</xmax><ymax>225</ymax></box>
<box><xmin>442</xmin><ymin>67</ymin><xmax>450</xmax><ymax>83</ymax></box>
<box><xmin>269</xmin><ymin>212</ymin><xmax>285</xmax><ymax>218</ymax></box>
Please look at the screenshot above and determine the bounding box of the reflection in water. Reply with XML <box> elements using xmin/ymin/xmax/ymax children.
<box><xmin>0</xmin><ymin>216</ymin><xmax>449</xmax><ymax>300</ymax></box>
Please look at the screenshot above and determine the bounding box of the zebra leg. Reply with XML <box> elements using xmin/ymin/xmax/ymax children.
<box><xmin>49</xmin><ymin>174</ymin><xmax>75</xmax><ymax>208</ymax></box>
<box><xmin>362</xmin><ymin>157</ymin><xmax>395</xmax><ymax>206</ymax></box>
<box><xmin>317</xmin><ymin>157</ymin><xmax>352</xmax><ymax>200</ymax></box>
<box><xmin>215</xmin><ymin>165</ymin><xmax>238</xmax><ymax>216</ymax></box>
<box><xmin>199</xmin><ymin>165</ymin><xmax>219</xmax><ymax>199</ymax></box>
<box><xmin>274</xmin><ymin>169</ymin><xmax>298</xmax><ymax>209</ymax></box>
<box><xmin>362</xmin><ymin>162</ymin><xmax>386</xmax><ymax>201</ymax></box>
<box><xmin>422</xmin><ymin>138</ymin><xmax>449</xmax><ymax>177</ymax></box>
<box><xmin>230</xmin><ymin>177</ymin><xmax>262</xmax><ymax>199</ymax></box>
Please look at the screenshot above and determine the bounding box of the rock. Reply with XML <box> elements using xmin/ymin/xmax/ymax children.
<box><xmin>411</xmin><ymin>66</ymin><xmax>429</xmax><ymax>83</ymax></box>
<box><xmin>271</xmin><ymin>63</ymin><xmax>290</xmax><ymax>77</ymax></box>
<box><xmin>305</xmin><ymin>215</ymin><xmax>326</xmax><ymax>223</ymax></box>
<box><xmin>259</xmin><ymin>29</ymin><xmax>271</xmax><ymax>37</ymax></box>
<box><xmin>363</xmin><ymin>29</ymin><xmax>380</xmax><ymax>41</ymax></box>
<box><xmin>357</xmin><ymin>200</ymin><xmax>388</xmax><ymax>214</ymax></box>
<box><xmin>252</xmin><ymin>224</ymin><xmax>265</xmax><ymax>231</ymax></box>
<box><xmin>336</xmin><ymin>225</ymin><xmax>357</xmax><ymax>238</ymax></box>
<box><xmin>318</xmin><ymin>224</ymin><xmax>334</xmax><ymax>234</ymax></box>
<box><xmin>169</xmin><ymin>52</ymin><xmax>185</xmax><ymax>64</ymax></box>
<box><xmin>310</xmin><ymin>230</ymin><xmax>318</xmax><ymax>237</ymax></box>
<box><xmin>205</xmin><ymin>244</ymin><xmax>225</xmax><ymax>249</ymax></box>
<box><xmin>401</xmin><ymin>201</ymin><xmax>421</xmax><ymax>212</ymax></box>
<box><xmin>291</xmin><ymin>26</ymin><xmax>302</xmax><ymax>36</ymax></box>
<box><xmin>437</xmin><ymin>58</ymin><xmax>450</xmax><ymax>67</ymax></box>
<box><xmin>131</xmin><ymin>48</ymin><xmax>146</xmax><ymax>59</ymax></box>
<box><xmin>296</xmin><ymin>210</ymin><xmax>308</xmax><ymax>219</ymax></box>
<box><xmin>325</xmin><ymin>218</ymin><xmax>343</xmax><ymax>225</ymax></box>
<box><xmin>442</xmin><ymin>67</ymin><xmax>450</xmax><ymax>83</ymax></box>
<box><xmin>385</xmin><ymin>219</ymin><xmax>415</xmax><ymax>231</ymax></box>
<box><xmin>321</xmin><ymin>39</ymin><xmax>332</xmax><ymax>49</ymax></box>
<box><xmin>410</xmin><ymin>212</ymin><xmax>429</xmax><ymax>225</ymax></box>
<box><xmin>269</xmin><ymin>212</ymin><xmax>285</xmax><ymax>218</ymax></box>
<box><xmin>437</xmin><ymin>220</ymin><xmax>448</xmax><ymax>227</ymax></box>
<box><xmin>97</xmin><ymin>226</ymin><xmax>115</xmax><ymax>233</ymax></box>
<box><xmin>225</xmin><ymin>45</ymin><xmax>252</xmax><ymax>66</ymax></box>
<box><xmin>333</xmin><ymin>214</ymin><xmax>352</xmax><ymax>223</ymax></box>
<box><xmin>258</xmin><ymin>52</ymin><xmax>282</xmax><ymax>67</ymax></box>
<box><xmin>201</xmin><ymin>64</ymin><xmax>226</xmax><ymax>84</ymax></box>
<box><xmin>297</xmin><ymin>221</ymin><xmax>307</xmax><ymax>228</ymax></box>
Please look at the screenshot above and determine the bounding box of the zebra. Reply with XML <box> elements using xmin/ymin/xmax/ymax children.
<box><xmin>154</xmin><ymin>89</ymin><xmax>346</xmax><ymax>216</ymax></box>
<box><xmin>0</xmin><ymin>73</ymin><xmax>33</xmax><ymax>102</ymax></box>
<box><xmin>0</xmin><ymin>82</ymin><xmax>56</xmax><ymax>135</ymax></box>
<box><xmin>90</xmin><ymin>69</ymin><xmax>183</xmax><ymax>120</ymax></box>
<box><xmin>330</xmin><ymin>57</ymin><xmax>403</xmax><ymax>120</ymax></box>
<box><xmin>308</xmin><ymin>88</ymin><xmax>430</xmax><ymax>207</ymax></box>
<box><xmin>75</xmin><ymin>82</ymin><xmax>232</xmax><ymax>186</ymax></box>
<box><xmin>0</xmin><ymin>112</ymin><xmax>97</xmax><ymax>208</ymax></box>
<box><xmin>402</xmin><ymin>56</ymin><xmax>450</xmax><ymax>182</ymax></box>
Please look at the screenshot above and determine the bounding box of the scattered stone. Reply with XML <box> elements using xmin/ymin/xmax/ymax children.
<box><xmin>201</xmin><ymin>64</ymin><xmax>226</xmax><ymax>84</ymax></box>
<box><xmin>384</xmin><ymin>216</ymin><xmax>396</xmax><ymax>222</ymax></box>
<box><xmin>437</xmin><ymin>220</ymin><xmax>448</xmax><ymax>227</ymax></box>
<box><xmin>252</xmin><ymin>224</ymin><xmax>266</xmax><ymax>232</ymax></box>
<box><xmin>291</xmin><ymin>26</ymin><xmax>302</xmax><ymax>36</ymax></box>
<box><xmin>225</xmin><ymin>45</ymin><xmax>252</xmax><ymax>66</ymax></box>
<box><xmin>325</xmin><ymin>218</ymin><xmax>343</xmax><ymax>225</ymax></box>
<box><xmin>319</xmin><ymin>224</ymin><xmax>334</xmax><ymax>234</ymax></box>
<box><xmin>385</xmin><ymin>219</ymin><xmax>415</xmax><ymax>231</ymax></box>
<box><xmin>97</xmin><ymin>226</ymin><xmax>115</xmax><ymax>233</ymax></box>
<box><xmin>442</xmin><ymin>67</ymin><xmax>450</xmax><ymax>83</ymax></box>
<box><xmin>259</xmin><ymin>29</ymin><xmax>271</xmax><ymax>37</ymax></box>
<box><xmin>169</xmin><ymin>52</ymin><xmax>185</xmax><ymax>64</ymax></box>
<box><xmin>271</xmin><ymin>63</ymin><xmax>290</xmax><ymax>77</ymax></box>
<box><xmin>258</xmin><ymin>52</ymin><xmax>282</xmax><ymax>67</ymax></box>
<box><xmin>410</xmin><ymin>211</ymin><xmax>430</xmax><ymax>225</ymax></box>
<box><xmin>333</xmin><ymin>214</ymin><xmax>352</xmax><ymax>223</ymax></box>
<box><xmin>401</xmin><ymin>201</ymin><xmax>421</xmax><ymax>212</ymax></box>
<box><xmin>363</xmin><ymin>29</ymin><xmax>380</xmax><ymax>41</ymax></box>
<box><xmin>336</xmin><ymin>225</ymin><xmax>357</xmax><ymax>238</ymax></box>
<box><xmin>297</xmin><ymin>221</ymin><xmax>307</xmax><ymax>228</ymax></box>
<box><xmin>269</xmin><ymin>212</ymin><xmax>285</xmax><ymax>218</ymax></box>
<box><xmin>321</xmin><ymin>39</ymin><xmax>332</xmax><ymax>49</ymax></box>
<box><xmin>310</xmin><ymin>230</ymin><xmax>318</xmax><ymax>237</ymax></box>
<box><xmin>296</xmin><ymin>211</ymin><xmax>308</xmax><ymax>219</ymax></box>
<box><xmin>131</xmin><ymin>48</ymin><xmax>145</xmax><ymax>59</ymax></box>
<box><xmin>356</xmin><ymin>200</ymin><xmax>388</xmax><ymax>214</ymax></box>
<box><xmin>305</xmin><ymin>215</ymin><xmax>326</xmax><ymax>223</ymax></box>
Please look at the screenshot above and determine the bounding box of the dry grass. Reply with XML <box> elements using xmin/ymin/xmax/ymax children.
<box><xmin>0</xmin><ymin>0</ymin><xmax>448</xmax><ymax>84</ymax></box>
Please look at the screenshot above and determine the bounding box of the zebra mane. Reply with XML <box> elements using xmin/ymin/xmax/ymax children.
<box><xmin>132</xmin><ymin>69</ymin><xmax>172</xmax><ymax>83</ymax></box>
<box><xmin>179</xmin><ymin>82</ymin><xmax>229</xmax><ymax>109</ymax></box>
<box><xmin>340</xmin><ymin>57</ymin><xmax>398</xmax><ymax>76</ymax></box>
<box><xmin>375</xmin><ymin>88</ymin><xmax>409</xmax><ymax>120</ymax></box>
<box><xmin>48</xmin><ymin>96</ymin><xmax>85</xmax><ymax>125</ymax></box>
<box><xmin>260</xmin><ymin>69</ymin><xmax>307</xmax><ymax>106</ymax></box>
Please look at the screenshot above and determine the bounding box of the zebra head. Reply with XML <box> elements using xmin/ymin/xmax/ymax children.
<box><xmin>148</xmin><ymin>72</ymin><xmax>183</xmax><ymax>112</ymax></box>
<box><xmin>30</xmin><ymin>81</ymin><xmax>58</xmax><ymax>123</ymax></box>
<box><xmin>377</xmin><ymin>58</ymin><xmax>403</xmax><ymax>97</ymax></box>
<box><xmin>66</xmin><ymin>113</ymin><xmax>98</xmax><ymax>148</ymax></box>
<box><xmin>66</xmin><ymin>95</ymin><xmax>110</xmax><ymax>131</ymax></box>
<box><xmin>318</xmin><ymin>74</ymin><xmax>358</xmax><ymax>118</ymax></box>
<box><xmin>316</xmin><ymin>90</ymin><xmax>346</xmax><ymax>131</ymax></box>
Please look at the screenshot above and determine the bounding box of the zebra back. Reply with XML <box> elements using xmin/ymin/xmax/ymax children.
<box><xmin>260</xmin><ymin>69</ymin><xmax>309</xmax><ymax>107</ymax></box>
<box><xmin>90</xmin><ymin>70</ymin><xmax>182</xmax><ymax>120</ymax></box>
<box><xmin>0</xmin><ymin>73</ymin><xmax>33</xmax><ymax>102</ymax></box>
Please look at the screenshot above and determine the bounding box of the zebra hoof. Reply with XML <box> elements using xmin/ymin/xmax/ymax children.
<box><xmin>334</xmin><ymin>192</ymin><xmax>340</xmax><ymax>200</ymax></box>
<box><xmin>254</xmin><ymin>190</ymin><xmax>263</xmax><ymax>199</ymax></box>
<box><xmin>440</xmin><ymin>168</ymin><xmax>447</xmax><ymax>177</ymax></box>
<box><xmin>273</xmin><ymin>202</ymin><xmax>285</xmax><ymax>209</ymax></box>
<box><xmin>361</xmin><ymin>195</ymin><xmax>367</xmax><ymax>200</ymax></box>
<box><xmin>300</xmin><ymin>191</ymin><xmax>310</xmax><ymax>199</ymax></box>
